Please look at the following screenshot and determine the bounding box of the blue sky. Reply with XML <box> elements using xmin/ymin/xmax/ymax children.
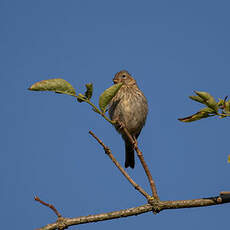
<box><xmin>1</xmin><ymin>0</ymin><xmax>229</xmax><ymax>229</ymax></box>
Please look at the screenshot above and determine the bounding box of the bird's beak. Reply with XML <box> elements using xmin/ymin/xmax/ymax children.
<box><xmin>113</xmin><ymin>79</ymin><xmax>119</xmax><ymax>84</ymax></box>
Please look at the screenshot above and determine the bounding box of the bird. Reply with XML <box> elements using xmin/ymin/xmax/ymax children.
<box><xmin>109</xmin><ymin>70</ymin><xmax>148</xmax><ymax>168</ymax></box>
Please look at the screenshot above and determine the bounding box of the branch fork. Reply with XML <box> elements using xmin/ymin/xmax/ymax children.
<box><xmin>35</xmin><ymin>129</ymin><xmax>230</xmax><ymax>230</ymax></box>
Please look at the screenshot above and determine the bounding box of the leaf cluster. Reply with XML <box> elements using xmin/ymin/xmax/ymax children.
<box><xmin>178</xmin><ymin>91</ymin><xmax>230</xmax><ymax>122</ymax></box>
<box><xmin>28</xmin><ymin>78</ymin><xmax>123</xmax><ymax>124</ymax></box>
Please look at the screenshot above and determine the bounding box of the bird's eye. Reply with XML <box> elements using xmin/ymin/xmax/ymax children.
<box><xmin>122</xmin><ymin>74</ymin><xmax>126</xmax><ymax>78</ymax></box>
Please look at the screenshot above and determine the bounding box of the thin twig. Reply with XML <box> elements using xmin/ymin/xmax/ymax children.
<box><xmin>34</xmin><ymin>196</ymin><xmax>62</xmax><ymax>218</ymax></box>
<box><xmin>117</xmin><ymin>121</ymin><xmax>159</xmax><ymax>200</ymax></box>
<box><xmin>89</xmin><ymin>130</ymin><xmax>151</xmax><ymax>200</ymax></box>
<box><xmin>135</xmin><ymin>147</ymin><xmax>159</xmax><ymax>199</ymax></box>
<box><xmin>74</xmin><ymin>95</ymin><xmax>115</xmax><ymax>125</ymax></box>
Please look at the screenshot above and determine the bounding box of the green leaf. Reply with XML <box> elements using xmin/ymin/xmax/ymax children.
<box><xmin>178</xmin><ymin>107</ymin><xmax>215</xmax><ymax>122</ymax></box>
<box><xmin>195</xmin><ymin>91</ymin><xmax>212</xmax><ymax>101</ymax></box>
<box><xmin>189</xmin><ymin>95</ymin><xmax>205</xmax><ymax>104</ymax></box>
<box><xmin>85</xmin><ymin>83</ymin><xmax>93</xmax><ymax>99</ymax></box>
<box><xmin>195</xmin><ymin>91</ymin><xmax>218</xmax><ymax>112</ymax></box>
<box><xmin>217</xmin><ymin>99</ymin><xmax>225</xmax><ymax>107</ymax></box>
<box><xmin>29</xmin><ymin>78</ymin><xmax>76</xmax><ymax>96</ymax></box>
<box><xmin>99</xmin><ymin>83</ymin><xmax>123</xmax><ymax>113</ymax></box>
<box><xmin>206</xmin><ymin>98</ymin><xmax>218</xmax><ymax>112</ymax></box>
<box><xmin>224</xmin><ymin>100</ymin><xmax>230</xmax><ymax>114</ymax></box>
<box><xmin>200</xmin><ymin>107</ymin><xmax>216</xmax><ymax>113</ymax></box>
<box><xmin>178</xmin><ymin>111</ymin><xmax>208</xmax><ymax>122</ymax></box>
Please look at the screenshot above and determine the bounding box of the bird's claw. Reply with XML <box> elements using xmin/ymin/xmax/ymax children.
<box><xmin>114</xmin><ymin>119</ymin><xmax>138</xmax><ymax>148</ymax></box>
<box><xmin>114</xmin><ymin>119</ymin><xmax>125</xmax><ymax>131</ymax></box>
<box><xmin>132</xmin><ymin>138</ymin><xmax>138</xmax><ymax>149</ymax></box>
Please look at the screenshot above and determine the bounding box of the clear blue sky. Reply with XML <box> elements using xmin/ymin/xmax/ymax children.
<box><xmin>1</xmin><ymin>0</ymin><xmax>229</xmax><ymax>229</ymax></box>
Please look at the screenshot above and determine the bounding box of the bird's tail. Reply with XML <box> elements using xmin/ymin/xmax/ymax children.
<box><xmin>125</xmin><ymin>141</ymin><xmax>135</xmax><ymax>168</ymax></box>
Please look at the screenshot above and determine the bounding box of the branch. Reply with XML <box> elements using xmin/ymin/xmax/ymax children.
<box><xmin>89</xmin><ymin>130</ymin><xmax>151</xmax><ymax>200</ymax></box>
<box><xmin>135</xmin><ymin>146</ymin><xmax>158</xmax><ymax>200</ymax></box>
<box><xmin>116</xmin><ymin>121</ymin><xmax>159</xmax><ymax>200</ymax></box>
<box><xmin>36</xmin><ymin>191</ymin><xmax>230</xmax><ymax>230</ymax></box>
<box><xmin>34</xmin><ymin>196</ymin><xmax>62</xmax><ymax>218</ymax></box>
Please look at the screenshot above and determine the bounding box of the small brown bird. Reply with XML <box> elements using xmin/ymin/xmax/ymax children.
<box><xmin>109</xmin><ymin>70</ymin><xmax>148</xmax><ymax>168</ymax></box>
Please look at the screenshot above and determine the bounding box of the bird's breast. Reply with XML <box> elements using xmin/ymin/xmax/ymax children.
<box><xmin>109</xmin><ymin>88</ymin><xmax>148</xmax><ymax>136</ymax></box>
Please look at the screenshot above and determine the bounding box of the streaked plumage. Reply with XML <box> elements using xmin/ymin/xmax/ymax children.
<box><xmin>109</xmin><ymin>70</ymin><xmax>148</xmax><ymax>168</ymax></box>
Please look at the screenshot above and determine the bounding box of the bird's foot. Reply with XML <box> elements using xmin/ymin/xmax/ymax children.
<box><xmin>132</xmin><ymin>137</ymin><xmax>138</xmax><ymax>149</ymax></box>
<box><xmin>114</xmin><ymin>119</ymin><xmax>137</xmax><ymax>148</ymax></box>
<box><xmin>115</xmin><ymin>119</ymin><xmax>125</xmax><ymax>131</ymax></box>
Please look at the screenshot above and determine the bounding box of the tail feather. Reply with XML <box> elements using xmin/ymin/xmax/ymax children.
<box><xmin>125</xmin><ymin>141</ymin><xmax>135</xmax><ymax>168</ymax></box>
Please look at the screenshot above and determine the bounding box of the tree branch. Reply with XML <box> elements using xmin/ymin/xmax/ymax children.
<box><xmin>36</xmin><ymin>191</ymin><xmax>230</xmax><ymax>230</ymax></box>
<box><xmin>116</xmin><ymin>121</ymin><xmax>159</xmax><ymax>199</ymax></box>
<box><xmin>89</xmin><ymin>130</ymin><xmax>151</xmax><ymax>200</ymax></box>
<box><xmin>34</xmin><ymin>196</ymin><xmax>62</xmax><ymax>218</ymax></box>
<box><xmin>35</xmin><ymin>131</ymin><xmax>230</xmax><ymax>230</ymax></box>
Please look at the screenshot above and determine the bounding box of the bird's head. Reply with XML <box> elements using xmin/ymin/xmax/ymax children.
<box><xmin>113</xmin><ymin>70</ymin><xmax>136</xmax><ymax>86</ymax></box>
